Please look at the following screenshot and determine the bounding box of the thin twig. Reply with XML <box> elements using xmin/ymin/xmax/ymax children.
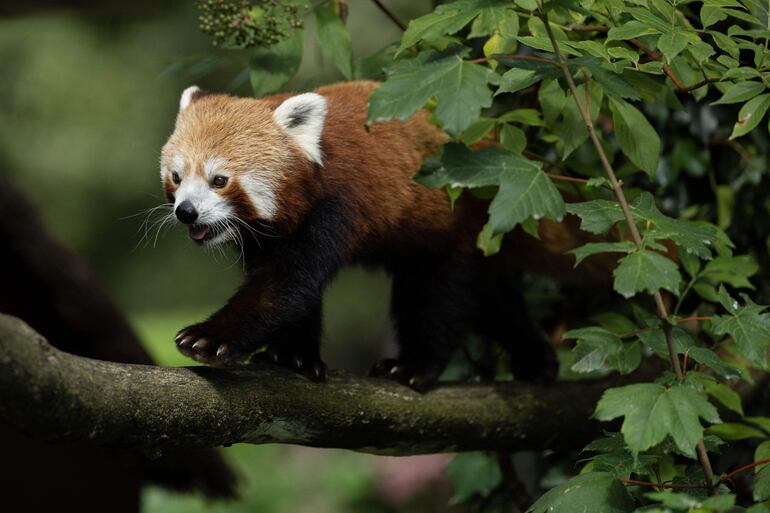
<box><xmin>620</xmin><ymin>479</ymin><xmax>705</xmax><ymax>490</ymax></box>
<box><xmin>538</xmin><ymin>4</ymin><xmax>717</xmax><ymax>493</ymax></box>
<box><xmin>545</xmin><ymin>173</ymin><xmax>589</xmax><ymax>184</ymax></box>
<box><xmin>370</xmin><ymin>0</ymin><xmax>406</xmax><ymax>30</ymax></box>
<box><xmin>617</xmin><ymin>316</ymin><xmax>714</xmax><ymax>339</ymax></box>
<box><xmin>621</xmin><ymin>458</ymin><xmax>770</xmax><ymax>491</ymax></box>
<box><xmin>628</xmin><ymin>38</ymin><xmax>717</xmax><ymax>92</ymax></box>
<box><xmin>469</xmin><ymin>54</ymin><xmax>559</xmax><ymax>66</ymax></box>
<box><xmin>564</xmin><ymin>23</ymin><xmax>609</xmax><ymax>32</ymax></box>
<box><xmin>561</xmin><ymin>22</ymin><xmax>717</xmax><ymax>92</ymax></box>
<box><xmin>722</xmin><ymin>457</ymin><xmax>770</xmax><ymax>481</ymax></box>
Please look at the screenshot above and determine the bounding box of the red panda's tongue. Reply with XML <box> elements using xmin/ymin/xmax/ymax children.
<box><xmin>188</xmin><ymin>225</ymin><xmax>210</xmax><ymax>241</ymax></box>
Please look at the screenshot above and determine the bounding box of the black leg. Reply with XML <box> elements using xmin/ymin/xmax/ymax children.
<box><xmin>175</xmin><ymin>197</ymin><xmax>350</xmax><ymax>379</ymax></box>
<box><xmin>372</xmin><ymin>254</ymin><xmax>477</xmax><ymax>390</ymax></box>
<box><xmin>475</xmin><ymin>270</ymin><xmax>557</xmax><ymax>384</ymax></box>
<box><xmin>258</xmin><ymin>304</ymin><xmax>327</xmax><ymax>381</ymax></box>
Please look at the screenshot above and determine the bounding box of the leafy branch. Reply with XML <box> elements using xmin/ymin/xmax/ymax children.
<box><xmin>536</xmin><ymin>0</ymin><xmax>719</xmax><ymax>492</ymax></box>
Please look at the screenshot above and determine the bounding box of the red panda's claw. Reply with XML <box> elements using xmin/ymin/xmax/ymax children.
<box><xmin>253</xmin><ymin>347</ymin><xmax>327</xmax><ymax>382</ymax></box>
<box><xmin>369</xmin><ymin>358</ymin><xmax>443</xmax><ymax>392</ymax></box>
<box><xmin>312</xmin><ymin>362</ymin><xmax>327</xmax><ymax>381</ymax></box>
<box><xmin>192</xmin><ymin>338</ymin><xmax>210</xmax><ymax>351</ymax></box>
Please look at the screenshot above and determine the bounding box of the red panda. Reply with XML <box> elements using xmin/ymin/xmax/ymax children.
<box><xmin>160</xmin><ymin>80</ymin><xmax>557</xmax><ymax>389</ymax></box>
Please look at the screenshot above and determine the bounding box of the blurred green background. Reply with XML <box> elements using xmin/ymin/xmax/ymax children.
<box><xmin>0</xmin><ymin>1</ymin><xmax>463</xmax><ymax>511</ymax></box>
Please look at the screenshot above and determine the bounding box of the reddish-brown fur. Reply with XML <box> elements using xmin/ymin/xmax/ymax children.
<box><xmin>162</xmin><ymin>80</ymin><xmax>605</xmax><ymax>386</ymax></box>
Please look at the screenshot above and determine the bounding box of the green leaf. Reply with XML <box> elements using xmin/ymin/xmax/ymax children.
<box><xmin>595</xmin><ymin>383</ymin><xmax>721</xmax><ymax>458</ymax></box>
<box><xmin>707</xmin><ymin>422</ymin><xmax>766</xmax><ymax>440</ymax></box>
<box><xmin>526</xmin><ymin>472</ymin><xmax>635</xmax><ymax>513</ymax></box>
<box><xmin>756</xmin><ymin>466</ymin><xmax>770</xmax><ymax>502</ymax></box>
<box><xmin>444</xmin><ymin>452</ymin><xmax>501</xmax><ymax>503</ymax></box>
<box><xmin>570</xmin><ymin>241</ymin><xmax>637</xmax><ymax>267</ymax></box>
<box><xmin>460</xmin><ymin>117</ymin><xmax>496</xmax><ymax>144</ymax></box>
<box><xmin>756</xmin><ymin>440</ymin><xmax>770</xmax><ymax>473</ymax></box>
<box><xmin>609</xmin><ymin>98</ymin><xmax>661</xmax><ymax>179</ymax></box>
<box><xmin>613</xmin><ymin>250</ymin><xmax>682</xmax><ymax>299</ymax></box>
<box><xmin>499</xmin><ymin>108</ymin><xmax>544</xmax><ymax>126</ymax></box>
<box><xmin>712</xmin><ymin>81</ymin><xmax>767</xmax><ymax>105</ymax></box>
<box><xmin>747</xmin><ymin>501</ymin><xmax>770</xmax><ymax>513</ymax></box>
<box><xmin>415</xmin><ymin>144</ymin><xmax>565</xmax><ymax>245</ymax></box>
<box><xmin>636</xmin><ymin>327</ymin><xmax>695</xmax><ymax>358</ymax></box>
<box><xmin>606</xmin><ymin>21</ymin><xmax>661</xmax><ymax>41</ymax></box>
<box><xmin>646</xmin><ymin>490</ymin><xmax>735</xmax><ymax>511</ymax></box>
<box><xmin>701</xmin><ymin>255</ymin><xmax>759</xmax><ymax>289</ymax></box>
<box><xmin>588</xmin><ymin>65</ymin><xmax>643</xmax><ymax>101</ymax></box>
<box><xmin>711</xmin><ymin>287</ymin><xmax>770</xmax><ymax>368</ymax></box>
<box><xmin>538</xmin><ymin>79</ymin><xmax>566</xmax><ymax>124</ymax></box>
<box><xmin>397</xmin><ymin>11</ymin><xmax>476</xmax><ymax>56</ymax></box>
<box><xmin>556</xmin><ymin>81</ymin><xmax>604</xmax><ymax>158</ymax></box>
<box><xmin>607</xmin><ymin>46</ymin><xmax>639</xmax><ymax>64</ymax></box>
<box><xmin>368</xmin><ymin>50</ymin><xmax>498</xmax><ymax>135</ymax></box>
<box><xmin>469</xmin><ymin>0</ymin><xmax>518</xmax><ymax>38</ymax></box>
<box><xmin>315</xmin><ymin>3</ymin><xmax>352</xmax><ymax>79</ymax></box>
<box><xmin>730</xmin><ymin>93</ymin><xmax>770</xmax><ymax>140</ymax></box>
<box><xmin>497</xmin><ymin>67</ymin><xmax>540</xmax><ymax>94</ymax></box>
<box><xmin>397</xmin><ymin>0</ymin><xmax>516</xmax><ymax>55</ymax></box>
<box><xmin>500</xmin><ymin>124</ymin><xmax>526</xmax><ymax>152</ymax></box>
<box><xmin>702</xmin><ymin>381</ymin><xmax>745</xmax><ymax>415</ymax></box>
<box><xmin>567</xmin><ymin>193</ymin><xmax>720</xmax><ymax>259</ymax></box>
<box><xmin>657</xmin><ymin>32</ymin><xmax>689</xmax><ymax>63</ymax></box>
<box><xmin>565</xmin><ymin>201</ymin><xmax>626</xmax><ymax>235</ymax></box>
<box><xmin>702</xmin><ymin>5</ymin><xmax>729</xmax><ymax>27</ymax></box>
<box><xmin>564</xmin><ymin>326</ymin><xmax>639</xmax><ymax>374</ymax></box>
<box><xmin>249</xmin><ymin>29</ymin><xmax>304</xmax><ymax>97</ymax></box>
<box><xmin>687</xmin><ymin>347</ymin><xmax>742</xmax><ymax>379</ymax></box>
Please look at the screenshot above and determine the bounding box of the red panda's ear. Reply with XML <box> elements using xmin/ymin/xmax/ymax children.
<box><xmin>179</xmin><ymin>85</ymin><xmax>209</xmax><ymax>111</ymax></box>
<box><xmin>273</xmin><ymin>93</ymin><xmax>328</xmax><ymax>166</ymax></box>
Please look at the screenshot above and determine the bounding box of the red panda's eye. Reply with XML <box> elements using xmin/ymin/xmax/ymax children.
<box><xmin>171</xmin><ymin>171</ymin><xmax>181</xmax><ymax>184</ymax></box>
<box><xmin>212</xmin><ymin>175</ymin><xmax>228</xmax><ymax>188</ymax></box>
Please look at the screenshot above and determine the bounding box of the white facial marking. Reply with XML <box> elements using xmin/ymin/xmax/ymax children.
<box><xmin>241</xmin><ymin>174</ymin><xmax>278</xmax><ymax>220</ymax></box>
<box><xmin>174</xmin><ymin>174</ymin><xmax>232</xmax><ymax>226</ymax></box>
<box><xmin>179</xmin><ymin>85</ymin><xmax>201</xmax><ymax>111</ymax></box>
<box><xmin>203</xmin><ymin>156</ymin><xmax>228</xmax><ymax>179</ymax></box>
<box><xmin>273</xmin><ymin>93</ymin><xmax>327</xmax><ymax>166</ymax></box>
<box><xmin>172</xmin><ymin>155</ymin><xmax>185</xmax><ymax>174</ymax></box>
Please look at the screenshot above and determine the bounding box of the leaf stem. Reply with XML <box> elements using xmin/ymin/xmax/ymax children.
<box><xmin>620</xmin><ymin>479</ymin><xmax>704</xmax><ymax>489</ymax></box>
<box><xmin>538</xmin><ymin>4</ymin><xmax>716</xmax><ymax>493</ymax></box>
<box><xmin>621</xmin><ymin>457</ymin><xmax>770</xmax><ymax>491</ymax></box>
<box><xmin>674</xmin><ymin>274</ymin><xmax>700</xmax><ymax>315</ymax></box>
<box><xmin>722</xmin><ymin>457</ymin><xmax>770</xmax><ymax>480</ymax></box>
<box><xmin>617</xmin><ymin>315</ymin><xmax>713</xmax><ymax>339</ymax></box>
<box><xmin>559</xmin><ymin>22</ymin><xmax>716</xmax><ymax>92</ymax></box>
<box><xmin>369</xmin><ymin>0</ymin><xmax>406</xmax><ymax>30</ymax></box>
<box><xmin>545</xmin><ymin>173</ymin><xmax>589</xmax><ymax>184</ymax></box>
<box><xmin>469</xmin><ymin>54</ymin><xmax>559</xmax><ymax>66</ymax></box>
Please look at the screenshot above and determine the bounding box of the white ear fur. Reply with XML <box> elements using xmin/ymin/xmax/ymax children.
<box><xmin>179</xmin><ymin>85</ymin><xmax>201</xmax><ymax>111</ymax></box>
<box><xmin>273</xmin><ymin>93</ymin><xmax>328</xmax><ymax>166</ymax></box>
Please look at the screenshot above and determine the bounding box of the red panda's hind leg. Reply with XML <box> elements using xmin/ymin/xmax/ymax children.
<box><xmin>370</xmin><ymin>254</ymin><xmax>478</xmax><ymax>391</ymax></box>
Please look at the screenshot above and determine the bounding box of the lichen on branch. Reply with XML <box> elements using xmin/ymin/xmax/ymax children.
<box><xmin>0</xmin><ymin>313</ymin><xmax>637</xmax><ymax>455</ymax></box>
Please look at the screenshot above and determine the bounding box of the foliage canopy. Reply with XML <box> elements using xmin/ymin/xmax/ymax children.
<box><xmin>198</xmin><ymin>0</ymin><xmax>770</xmax><ymax>510</ymax></box>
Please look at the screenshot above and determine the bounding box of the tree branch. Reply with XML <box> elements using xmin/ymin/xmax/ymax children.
<box><xmin>0</xmin><ymin>313</ymin><xmax>656</xmax><ymax>456</ymax></box>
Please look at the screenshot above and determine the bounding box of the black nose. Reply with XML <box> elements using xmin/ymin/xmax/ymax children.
<box><xmin>175</xmin><ymin>200</ymin><xmax>198</xmax><ymax>224</ymax></box>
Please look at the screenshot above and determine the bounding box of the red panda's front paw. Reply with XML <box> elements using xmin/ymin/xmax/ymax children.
<box><xmin>175</xmin><ymin>323</ymin><xmax>252</xmax><ymax>367</ymax></box>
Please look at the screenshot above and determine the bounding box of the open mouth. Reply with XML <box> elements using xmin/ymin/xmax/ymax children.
<box><xmin>188</xmin><ymin>224</ymin><xmax>216</xmax><ymax>243</ymax></box>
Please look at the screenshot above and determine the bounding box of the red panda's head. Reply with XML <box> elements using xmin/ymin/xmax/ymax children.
<box><xmin>159</xmin><ymin>86</ymin><xmax>326</xmax><ymax>245</ymax></box>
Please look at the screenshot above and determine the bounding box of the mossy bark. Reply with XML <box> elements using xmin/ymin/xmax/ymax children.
<box><xmin>1</xmin><ymin>313</ymin><xmax>637</xmax><ymax>455</ymax></box>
